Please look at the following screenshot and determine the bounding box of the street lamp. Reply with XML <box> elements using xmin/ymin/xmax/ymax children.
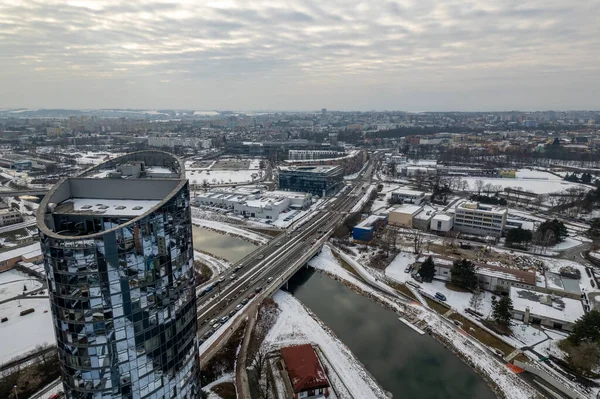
<box><xmin>13</xmin><ymin>385</ymin><xmax>18</xmax><ymax>399</ymax></box>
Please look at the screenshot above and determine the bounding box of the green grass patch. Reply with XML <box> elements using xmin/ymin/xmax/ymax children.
<box><xmin>388</xmin><ymin>281</ymin><xmax>418</xmax><ymax>300</ymax></box>
<box><xmin>424</xmin><ymin>297</ymin><xmax>451</xmax><ymax>315</ymax></box>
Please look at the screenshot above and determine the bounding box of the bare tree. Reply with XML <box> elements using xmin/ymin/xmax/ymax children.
<box><xmin>475</xmin><ymin>179</ymin><xmax>485</xmax><ymax>195</ymax></box>
<box><xmin>251</xmin><ymin>347</ymin><xmax>272</xmax><ymax>399</ymax></box>
<box><xmin>468</xmin><ymin>288</ymin><xmax>483</xmax><ymax>313</ymax></box>
<box><xmin>413</xmin><ymin>231</ymin><xmax>423</xmax><ymax>254</ymax></box>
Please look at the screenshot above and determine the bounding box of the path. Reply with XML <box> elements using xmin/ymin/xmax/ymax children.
<box><xmin>236</xmin><ymin>304</ymin><xmax>259</xmax><ymax>399</ymax></box>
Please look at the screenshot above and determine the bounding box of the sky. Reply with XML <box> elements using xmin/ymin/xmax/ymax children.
<box><xmin>0</xmin><ymin>0</ymin><xmax>598</xmax><ymax>112</ymax></box>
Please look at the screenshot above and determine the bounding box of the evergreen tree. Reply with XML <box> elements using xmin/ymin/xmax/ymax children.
<box><xmin>581</xmin><ymin>173</ymin><xmax>593</xmax><ymax>184</ymax></box>
<box><xmin>451</xmin><ymin>259</ymin><xmax>478</xmax><ymax>290</ymax></box>
<box><xmin>505</xmin><ymin>227</ymin><xmax>533</xmax><ymax>247</ymax></box>
<box><xmin>537</xmin><ymin>219</ymin><xmax>568</xmax><ymax>243</ymax></box>
<box><xmin>418</xmin><ymin>256</ymin><xmax>436</xmax><ymax>282</ymax></box>
<box><xmin>568</xmin><ymin>310</ymin><xmax>600</xmax><ymax>346</ymax></box>
<box><xmin>492</xmin><ymin>296</ymin><xmax>513</xmax><ymax>326</ymax></box>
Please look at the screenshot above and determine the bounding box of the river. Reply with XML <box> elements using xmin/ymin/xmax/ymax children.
<box><xmin>192</xmin><ymin>225</ymin><xmax>258</xmax><ymax>263</ymax></box>
<box><xmin>287</xmin><ymin>268</ymin><xmax>496</xmax><ymax>399</ymax></box>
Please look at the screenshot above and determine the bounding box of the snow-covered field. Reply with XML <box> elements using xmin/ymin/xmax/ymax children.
<box><xmin>0</xmin><ymin>298</ymin><xmax>55</xmax><ymax>363</ymax></box>
<box><xmin>0</xmin><ymin>269</ymin><xmax>43</xmax><ymax>302</ymax></box>
<box><xmin>192</xmin><ymin>218</ymin><xmax>268</xmax><ymax>244</ymax></box>
<box><xmin>264</xmin><ymin>291</ymin><xmax>388</xmax><ymax>399</ymax></box>
<box><xmin>461</xmin><ymin>169</ymin><xmax>588</xmax><ymax>195</ymax></box>
<box><xmin>187</xmin><ymin>159</ymin><xmax>262</xmax><ymax>185</ymax></box>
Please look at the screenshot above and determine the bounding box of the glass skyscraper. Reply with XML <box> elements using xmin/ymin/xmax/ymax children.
<box><xmin>37</xmin><ymin>151</ymin><xmax>199</xmax><ymax>398</ymax></box>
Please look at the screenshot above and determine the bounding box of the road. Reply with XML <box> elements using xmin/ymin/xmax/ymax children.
<box><xmin>0</xmin><ymin>218</ymin><xmax>36</xmax><ymax>234</ymax></box>
<box><xmin>196</xmin><ymin>161</ymin><xmax>377</xmax><ymax>339</ymax></box>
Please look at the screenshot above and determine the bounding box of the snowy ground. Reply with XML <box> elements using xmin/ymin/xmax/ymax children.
<box><xmin>0</xmin><ymin>269</ymin><xmax>43</xmax><ymax>302</ymax></box>
<box><xmin>384</xmin><ymin>252</ymin><xmax>418</xmax><ymax>283</ymax></box>
<box><xmin>350</xmin><ymin>184</ymin><xmax>376</xmax><ymax>213</ymax></box>
<box><xmin>264</xmin><ymin>291</ymin><xmax>388</xmax><ymax>399</ymax></box>
<box><xmin>192</xmin><ymin>218</ymin><xmax>269</xmax><ymax>244</ymax></box>
<box><xmin>202</xmin><ymin>373</ymin><xmax>234</xmax><ymax>399</ymax></box>
<box><xmin>187</xmin><ymin>158</ymin><xmax>262</xmax><ymax>185</ymax></box>
<box><xmin>0</xmin><ymin>297</ymin><xmax>55</xmax><ymax>364</ymax></box>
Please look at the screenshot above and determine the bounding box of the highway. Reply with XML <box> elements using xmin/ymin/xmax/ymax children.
<box><xmin>196</xmin><ymin>161</ymin><xmax>376</xmax><ymax>339</ymax></box>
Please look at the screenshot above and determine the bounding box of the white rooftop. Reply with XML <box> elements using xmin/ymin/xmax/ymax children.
<box><xmin>60</xmin><ymin>198</ymin><xmax>161</xmax><ymax>216</ymax></box>
<box><xmin>0</xmin><ymin>242</ymin><xmax>41</xmax><ymax>263</ymax></box>
<box><xmin>392</xmin><ymin>188</ymin><xmax>425</xmax><ymax>196</ymax></box>
<box><xmin>391</xmin><ymin>204</ymin><xmax>423</xmax><ymax>216</ymax></box>
<box><xmin>509</xmin><ymin>287</ymin><xmax>584</xmax><ymax>323</ymax></box>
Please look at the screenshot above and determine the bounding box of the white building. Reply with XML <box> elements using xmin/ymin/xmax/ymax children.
<box><xmin>390</xmin><ymin>188</ymin><xmax>425</xmax><ymax>205</ymax></box>
<box><xmin>430</xmin><ymin>213</ymin><xmax>453</xmax><ymax>232</ymax></box>
<box><xmin>509</xmin><ymin>287</ymin><xmax>584</xmax><ymax>332</ymax></box>
<box><xmin>0</xmin><ymin>208</ymin><xmax>23</xmax><ymax>227</ymax></box>
<box><xmin>453</xmin><ymin>201</ymin><xmax>507</xmax><ymax>237</ymax></box>
<box><xmin>288</xmin><ymin>150</ymin><xmax>344</xmax><ymax>161</ymax></box>
<box><xmin>148</xmin><ymin>136</ymin><xmax>211</xmax><ymax>150</ymax></box>
<box><xmin>194</xmin><ymin>188</ymin><xmax>312</xmax><ymax>220</ymax></box>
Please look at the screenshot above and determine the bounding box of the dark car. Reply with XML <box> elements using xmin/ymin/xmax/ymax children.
<box><xmin>254</xmin><ymin>286</ymin><xmax>263</xmax><ymax>293</ymax></box>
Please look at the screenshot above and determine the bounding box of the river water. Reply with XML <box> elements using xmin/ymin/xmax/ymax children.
<box><xmin>194</xmin><ymin>230</ymin><xmax>495</xmax><ymax>398</ymax></box>
<box><xmin>192</xmin><ymin>225</ymin><xmax>258</xmax><ymax>263</ymax></box>
<box><xmin>287</xmin><ymin>269</ymin><xmax>496</xmax><ymax>399</ymax></box>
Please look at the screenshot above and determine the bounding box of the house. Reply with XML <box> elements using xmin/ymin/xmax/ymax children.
<box><xmin>280</xmin><ymin>344</ymin><xmax>330</xmax><ymax>399</ymax></box>
<box><xmin>509</xmin><ymin>287</ymin><xmax>585</xmax><ymax>332</ymax></box>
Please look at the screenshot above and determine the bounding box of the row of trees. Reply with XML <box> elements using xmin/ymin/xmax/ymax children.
<box><xmin>563</xmin><ymin>172</ymin><xmax>593</xmax><ymax>184</ymax></box>
<box><xmin>505</xmin><ymin>219</ymin><xmax>567</xmax><ymax>250</ymax></box>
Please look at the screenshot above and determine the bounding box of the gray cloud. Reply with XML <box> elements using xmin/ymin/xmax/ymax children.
<box><xmin>0</xmin><ymin>0</ymin><xmax>598</xmax><ymax>111</ymax></box>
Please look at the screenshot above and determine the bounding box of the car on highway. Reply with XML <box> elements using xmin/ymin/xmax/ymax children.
<box><xmin>228</xmin><ymin>310</ymin><xmax>236</xmax><ymax>318</ymax></box>
<box><xmin>275</xmin><ymin>242</ymin><xmax>282</xmax><ymax>247</ymax></box>
<box><xmin>220</xmin><ymin>316</ymin><xmax>229</xmax><ymax>323</ymax></box>
<box><xmin>230</xmin><ymin>274</ymin><xmax>237</xmax><ymax>280</ymax></box>
<box><xmin>254</xmin><ymin>286</ymin><xmax>263</xmax><ymax>293</ymax></box>
<box><xmin>232</xmin><ymin>266</ymin><xmax>242</xmax><ymax>273</ymax></box>
<box><xmin>202</xmin><ymin>330</ymin><xmax>213</xmax><ymax>339</ymax></box>
<box><xmin>211</xmin><ymin>322</ymin><xmax>221</xmax><ymax>330</ymax></box>
<box><xmin>235</xmin><ymin>304</ymin><xmax>243</xmax><ymax>311</ymax></box>
<box><xmin>257</xmin><ymin>254</ymin><xmax>264</xmax><ymax>260</ymax></box>
<box><xmin>248</xmin><ymin>293</ymin><xmax>256</xmax><ymax>300</ymax></box>
<box><xmin>241</xmin><ymin>298</ymin><xmax>249</xmax><ymax>305</ymax></box>
<box><xmin>209</xmin><ymin>318</ymin><xmax>218</xmax><ymax>326</ymax></box>
<box><xmin>266</xmin><ymin>277</ymin><xmax>273</xmax><ymax>283</ymax></box>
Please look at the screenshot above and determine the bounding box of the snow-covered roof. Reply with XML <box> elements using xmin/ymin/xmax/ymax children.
<box><xmin>0</xmin><ymin>242</ymin><xmax>41</xmax><ymax>263</ymax></box>
<box><xmin>391</xmin><ymin>188</ymin><xmax>425</xmax><ymax>197</ymax></box>
<box><xmin>390</xmin><ymin>204</ymin><xmax>423</xmax><ymax>216</ymax></box>
<box><xmin>509</xmin><ymin>287</ymin><xmax>584</xmax><ymax>323</ymax></box>
<box><xmin>432</xmin><ymin>213</ymin><xmax>453</xmax><ymax>222</ymax></box>
<box><xmin>57</xmin><ymin>198</ymin><xmax>160</xmax><ymax>216</ymax></box>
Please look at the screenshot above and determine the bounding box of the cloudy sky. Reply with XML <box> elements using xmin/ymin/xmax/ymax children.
<box><xmin>1</xmin><ymin>0</ymin><xmax>598</xmax><ymax>111</ymax></box>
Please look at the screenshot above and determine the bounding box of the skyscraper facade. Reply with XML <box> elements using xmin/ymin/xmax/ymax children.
<box><xmin>37</xmin><ymin>151</ymin><xmax>199</xmax><ymax>398</ymax></box>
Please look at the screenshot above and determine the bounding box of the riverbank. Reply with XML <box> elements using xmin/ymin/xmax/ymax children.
<box><xmin>192</xmin><ymin>218</ymin><xmax>269</xmax><ymax>245</ymax></box>
<box><xmin>306</xmin><ymin>246</ymin><xmax>538</xmax><ymax>399</ymax></box>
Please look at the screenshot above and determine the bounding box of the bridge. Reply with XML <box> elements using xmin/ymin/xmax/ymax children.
<box><xmin>196</xmin><ymin>160</ymin><xmax>377</xmax><ymax>354</ymax></box>
<box><xmin>0</xmin><ymin>189</ymin><xmax>48</xmax><ymax>197</ymax></box>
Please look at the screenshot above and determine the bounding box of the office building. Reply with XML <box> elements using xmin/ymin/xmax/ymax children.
<box><xmin>453</xmin><ymin>201</ymin><xmax>507</xmax><ymax>237</ymax></box>
<box><xmin>37</xmin><ymin>151</ymin><xmax>199</xmax><ymax>398</ymax></box>
<box><xmin>390</xmin><ymin>188</ymin><xmax>425</xmax><ymax>205</ymax></box>
<box><xmin>287</xmin><ymin>150</ymin><xmax>344</xmax><ymax>161</ymax></box>
<box><xmin>278</xmin><ymin>165</ymin><xmax>343</xmax><ymax>197</ymax></box>
<box><xmin>0</xmin><ymin>208</ymin><xmax>23</xmax><ymax>227</ymax></box>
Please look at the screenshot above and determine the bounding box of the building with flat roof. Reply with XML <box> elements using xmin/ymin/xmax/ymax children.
<box><xmin>194</xmin><ymin>188</ymin><xmax>312</xmax><ymax>220</ymax></box>
<box><xmin>430</xmin><ymin>213</ymin><xmax>454</xmax><ymax>233</ymax></box>
<box><xmin>510</xmin><ymin>287</ymin><xmax>584</xmax><ymax>331</ymax></box>
<box><xmin>453</xmin><ymin>201</ymin><xmax>507</xmax><ymax>237</ymax></box>
<box><xmin>278</xmin><ymin>165</ymin><xmax>343</xmax><ymax>197</ymax></box>
<box><xmin>0</xmin><ymin>207</ymin><xmax>23</xmax><ymax>227</ymax></box>
<box><xmin>388</xmin><ymin>204</ymin><xmax>423</xmax><ymax>228</ymax></box>
<box><xmin>37</xmin><ymin>151</ymin><xmax>199</xmax><ymax>398</ymax></box>
<box><xmin>390</xmin><ymin>188</ymin><xmax>425</xmax><ymax>205</ymax></box>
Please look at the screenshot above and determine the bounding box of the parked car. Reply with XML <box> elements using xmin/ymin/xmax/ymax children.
<box><xmin>230</xmin><ymin>274</ymin><xmax>237</xmax><ymax>280</ymax></box>
<box><xmin>435</xmin><ymin>292</ymin><xmax>447</xmax><ymax>301</ymax></box>
<box><xmin>266</xmin><ymin>277</ymin><xmax>274</xmax><ymax>283</ymax></box>
<box><xmin>211</xmin><ymin>322</ymin><xmax>221</xmax><ymax>330</ymax></box>
<box><xmin>235</xmin><ymin>304</ymin><xmax>243</xmax><ymax>311</ymax></box>
<box><xmin>255</xmin><ymin>286</ymin><xmax>263</xmax><ymax>293</ymax></box>
<box><xmin>229</xmin><ymin>310</ymin><xmax>236</xmax><ymax>318</ymax></box>
<box><xmin>220</xmin><ymin>316</ymin><xmax>229</xmax><ymax>323</ymax></box>
<box><xmin>404</xmin><ymin>266</ymin><xmax>411</xmax><ymax>273</ymax></box>
<box><xmin>241</xmin><ymin>298</ymin><xmax>249</xmax><ymax>305</ymax></box>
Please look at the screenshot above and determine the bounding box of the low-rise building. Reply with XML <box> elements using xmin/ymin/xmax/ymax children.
<box><xmin>430</xmin><ymin>213</ymin><xmax>454</xmax><ymax>233</ymax></box>
<box><xmin>453</xmin><ymin>201</ymin><xmax>507</xmax><ymax>237</ymax></box>
<box><xmin>390</xmin><ymin>188</ymin><xmax>425</xmax><ymax>205</ymax></box>
<box><xmin>280</xmin><ymin>344</ymin><xmax>330</xmax><ymax>399</ymax></box>
<box><xmin>509</xmin><ymin>287</ymin><xmax>584</xmax><ymax>331</ymax></box>
<box><xmin>0</xmin><ymin>208</ymin><xmax>23</xmax><ymax>227</ymax></box>
<box><xmin>388</xmin><ymin>204</ymin><xmax>423</xmax><ymax>228</ymax></box>
<box><xmin>278</xmin><ymin>165</ymin><xmax>344</xmax><ymax>197</ymax></box>
<box><xmin>195</xmin><ymin>188</ymin><xmax>312</xmax><ymax>220</ymax></box>
<box><xmin>353</xmin><ymin>215</ymin><xmax>387</xmax><ymax>242</ymax></box>
<box><xmin>0</xmin><ymin>242</ymin><xmax>42</xmax><ymax>272</ymax></box>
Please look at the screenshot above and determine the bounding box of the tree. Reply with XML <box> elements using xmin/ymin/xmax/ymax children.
<box><xmin>588</xmin><ymin>218</ymin><xmax>600</xmax><ymax>238</ymax></box>
<box><xmin>468</xmin><ymin>289</ymin><xmax>483</xmax><ymax>313</ymax></box>
<box><xmin>568</xmin><ymin>310</ymin><xmax>600</xmax><ymax>346</ymax></box>
<box><xmin>492</xmin><ymin>296</ymin><xmax>513</xmax><ymax>326</ymax></box>
<box><xmin>475</xmin><ymin>179</ymin><xmax>485</xmax><ymax>195</ymax></box>
<box><xmin>451</xmin><ymin>259</ymin><xmax>478</xmax><ymax>290</ymax></box>
<box><xmin>418</xmin><ymin>256</ymin><xmax>436</xmax><ymax>282</ymax></box>
<box><xmin>537</xmin><ymin>219</ymin><xmax>568</xmax><ymax>243</ymax></box>
<box><xmin>568</xmin><ymin>341</ymin><xmax>600</xmax><ymax>374</ymax></box>
<box><xmin>505</xmin><ymin>227</ymin><xmax>533</xmax><ymax>248</ymax></box>
<box><xmin>581</xmin><ymin>172</ymin><xmax>593</xmax><ymax>184</ymax></box>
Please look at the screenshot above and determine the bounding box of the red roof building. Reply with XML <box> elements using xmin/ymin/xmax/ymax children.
<box><xmin>280</xmin><ymin>344</ymin><xmax>330</xmax><ymax>398</ymax></box>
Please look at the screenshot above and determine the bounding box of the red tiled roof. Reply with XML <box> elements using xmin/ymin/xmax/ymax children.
<box><xmin>280</xmin><ymin>344</ymin><xmax>330</xmax><ymax>392</ymax></box>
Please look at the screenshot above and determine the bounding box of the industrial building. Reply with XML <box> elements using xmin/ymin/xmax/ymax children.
<box><xmin>37</xmin><ymin>151</ymin><xmax>199</xmax><ymax>398</ymax></box>
<box><xmin>194</xmin><ymin>188</ymin><xmax>312</xmax><ymax>220</ymax></box>
<box><xmin>388</xmin><ymin>205</ymin><xmax>423</xmax><ymax>228</ymax></box>
<box><xmin>453</xmin><ymin>201</ymin><xmax>507</xmax><ymax>237</ymax></box>
<box><xmin>278</xmin><ymin>165</ymin><xmax>344</xmax><ymax>197</ymax></box>
<box><xmin>352</xmin><ymin>215</ymin><xmax>387</xmax><ymax>242</ymax></box>
<box><xmin>288</xmin><ymin>150</ymin><xmax>344</xmax><ymax>161</ymax></box>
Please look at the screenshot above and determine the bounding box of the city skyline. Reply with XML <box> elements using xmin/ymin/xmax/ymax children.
<box><xmin>1</xmin><ymin>0</ymin><xmax>598</xmax><ymax>111</ymax></box>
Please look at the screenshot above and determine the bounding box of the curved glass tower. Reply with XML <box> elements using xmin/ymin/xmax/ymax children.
<box><xmin>37</xmin><ymin>151</ymin><xmax>199</xmax><ymax>399</ymax></box>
